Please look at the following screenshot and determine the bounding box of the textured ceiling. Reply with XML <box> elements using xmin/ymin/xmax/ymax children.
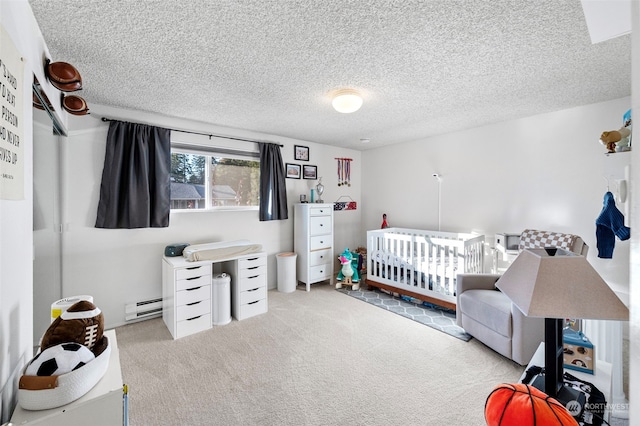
<box><xmin>28</xmin><ymin>0</ymin><xmax>631</xmax><ymax>150</ymax></box>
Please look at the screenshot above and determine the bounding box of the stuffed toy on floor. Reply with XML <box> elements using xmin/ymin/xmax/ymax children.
<box><xmin>336</xmin><ymin>248</ymin><xmax>360</xmax><ymax>290</ymax></box>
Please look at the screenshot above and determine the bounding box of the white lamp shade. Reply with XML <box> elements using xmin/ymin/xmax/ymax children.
<box><xmin>332</xmin><ymin>89</ymin><xmax>363</xmax><ymax>113</ymax></box>
<box><xmin>495</xmin><ymin>248</ymin><xmax>628</xmax><ymax>320</ymax></box>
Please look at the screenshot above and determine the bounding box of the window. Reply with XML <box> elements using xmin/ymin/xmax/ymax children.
<box><xmin>170</xmin><ymin>147</ymin><xmax>260</xmax><ymax>210</ymax></box>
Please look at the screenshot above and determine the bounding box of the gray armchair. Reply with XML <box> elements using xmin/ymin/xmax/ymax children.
<box><xmin>456</xmin><ymin>229</ymin><xmax>588</xmax><ymax>365</ymax></box>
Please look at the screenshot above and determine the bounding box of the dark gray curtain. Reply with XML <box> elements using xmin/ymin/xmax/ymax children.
<box><xmin>258</xmin><ymin>143</ymin><xmax>288</xmax><ymax>221</ymax></box>
<box><xmin>95</xmin><ymin>121</ymin><xmax>171</xmax><ymax>229</ymax></box>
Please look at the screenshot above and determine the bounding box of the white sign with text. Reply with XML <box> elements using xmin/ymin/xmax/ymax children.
<box><xmin>0</xmin><ymin>24</ymin><xmax>25</xmax><ymax>200</ymax></box>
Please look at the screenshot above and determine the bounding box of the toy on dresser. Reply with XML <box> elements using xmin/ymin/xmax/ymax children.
<box><xmin>18</xmin><ymin>300</ymin><xmax>111</xmax><ymax>410</ymax></box>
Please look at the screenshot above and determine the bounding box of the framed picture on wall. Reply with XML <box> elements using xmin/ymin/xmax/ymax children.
<box><xmin>303</xmin><ymin>165</ymin><xmax>317</xmax><ymax>179</ymax></box>
<box><xmin>294</xmin><ymin>145</ymin><xmax>309</xmax><ymax>161</ymax></box>
<box><xmin>286</xmin><ymin>163</ymin><xmax>301</xmax><ymax>179</ymax></box>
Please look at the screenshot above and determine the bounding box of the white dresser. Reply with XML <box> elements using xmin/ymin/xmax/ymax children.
<box><xmin>294</xmin><ymin>203</ymin><xmax>334</xmax><ymax>291</ymax></box>
<box><xmin>162</xmin><ymin>250</ymin><xmax>268</xmax><ymax>339</ymax></box>
<box><xmin>231</xmin><ymin>254</ymin><xmax>268</xmax><ymax>320</ymax></box>
<box><xmin>162</xmin><ymin>260</ymin><xmax>212</xmax><ymax>339</ymax></box>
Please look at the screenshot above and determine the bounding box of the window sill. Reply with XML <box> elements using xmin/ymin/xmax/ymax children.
<box><xmin>170</xmin><ymin>206</ymin><xmax>259</xmax><ymax>213</ymax></box>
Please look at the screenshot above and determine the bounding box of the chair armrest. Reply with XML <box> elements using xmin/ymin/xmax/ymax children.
<box><xmin>456</xmin><ymin>273</ymin><xmax>501</xmax><ymax>295</ymax></box>
<box><xmin>511</xmin><ymin>305</ymin><xmax>545</xmax><ymax>365</ymax></box>
<box><xmin>456</xmin><ymin>273</ymin><xmax>501</xmax><ymax>327</ymax></box>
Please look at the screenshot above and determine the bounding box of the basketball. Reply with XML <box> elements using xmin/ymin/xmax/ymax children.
<box><xmin>485</xmin><ymin>383</ymin><xmax>578</xmax><ymax>425</ymax></box>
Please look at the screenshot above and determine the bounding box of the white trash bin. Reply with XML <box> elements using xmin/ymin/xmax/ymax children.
<box><xmin>276</xmin><ymin>252</ymin><xmax>298</xmax><ymax>293</ymax></box>
<box><xmin>212</xmin><ymin>273</ymin><xmax>232</xmax><ymax>325</ymax></box>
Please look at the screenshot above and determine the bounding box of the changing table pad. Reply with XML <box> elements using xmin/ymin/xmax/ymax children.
<box><xmin>183</xmin><ymin>240</ymin><xmax>263</xmax><ymax>262</ymax></box>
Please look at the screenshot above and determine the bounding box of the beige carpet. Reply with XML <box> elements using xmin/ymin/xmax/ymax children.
<box><xmin>116</xmin><ymin>284</ymin><xmax>525</xmax><ymax>425</ymax></box>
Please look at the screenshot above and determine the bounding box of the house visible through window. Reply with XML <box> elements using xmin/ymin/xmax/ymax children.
<box><xmin>170</xmin><ymin>148</ymin><xmax>260</xmax><ymax>210</ymax></box>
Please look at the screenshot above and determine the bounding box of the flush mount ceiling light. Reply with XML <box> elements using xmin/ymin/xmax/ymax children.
<box><xmin>331</xmin><ymin>89</ymin><xmax>363</xmax><ymax>113</ymax></box>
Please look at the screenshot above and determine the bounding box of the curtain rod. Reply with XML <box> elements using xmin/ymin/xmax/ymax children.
<box><xmin>100</xmin><ymin>117</ymin><xmax>283</xmax><ymax>147</ymax></box>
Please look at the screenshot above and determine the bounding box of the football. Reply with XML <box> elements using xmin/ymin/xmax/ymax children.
<box><xmin>40</xmin><ymin>300</ymin><xmax>104</xmax><ymax>353</ymax></box>
<box><xmin>25</xmin><ymin>342</ymin><xmax>95</xmax><ymax>376</ymax></box>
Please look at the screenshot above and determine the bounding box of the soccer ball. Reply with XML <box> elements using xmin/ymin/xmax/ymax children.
<box><xmin>25</xmin><ymin>342</ymin><xmax>95</xmax><ymax>376</ymax></box>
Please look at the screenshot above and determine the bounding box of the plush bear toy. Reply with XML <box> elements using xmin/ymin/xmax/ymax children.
<box><xmin>600</xmin><ymin>127</ymin><xmax>631</xmax><ymax>153</ymax></box>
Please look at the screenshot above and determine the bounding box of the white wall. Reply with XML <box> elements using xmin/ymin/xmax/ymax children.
<box><xmin>362</xmin><ymin>97</ymin><xmax>632</xmax><ymax>298</ymax></box>
<box><xmin>55</xmin><ymin>104</ymin><xmax>362</xmax><ymax>329</ymax></box>
<box><xmin>0</xmin><ymin>0</ymin><xmax>66</xmax><ymax>421</ymax></box>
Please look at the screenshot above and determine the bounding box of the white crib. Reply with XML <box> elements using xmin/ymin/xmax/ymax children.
<box><xmin>366</xmin><ymin>228</ymin><xmax>485</xmax><ymax>310</ymax></box>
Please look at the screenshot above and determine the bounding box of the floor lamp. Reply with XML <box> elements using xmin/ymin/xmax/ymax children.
<box><xmin>496</xmin><ymin>248</ymin><xmax>628</xmax><ymax>400</ymax></box>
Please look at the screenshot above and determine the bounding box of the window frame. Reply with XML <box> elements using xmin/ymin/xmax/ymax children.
<box><xmin>170</xmin><ymin>142</ymin><xmax>260</xmax><ymax>212</ymax></box>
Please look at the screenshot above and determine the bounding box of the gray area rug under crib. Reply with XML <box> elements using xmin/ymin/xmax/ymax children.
<box><xmin>335</xmin><ymin>286</ymin><xmax>472</xmax><ymax>341</ymax></box>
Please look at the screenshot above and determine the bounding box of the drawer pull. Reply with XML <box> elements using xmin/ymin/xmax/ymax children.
<box><xmin>186</xmin><ymin>286</ymin><xmax>201</xmax><ymax>291</ymax></box>
<box><xmin>248</xmin><ymin>275</ymin><xmax>259</xmax><ymax>279</ymax></box>
<box><xmin>186</xmin><ymin>266</ymin><xmax>201</xmax><ymax>270</ymax></box>
<box><xmin>247</xmin><ymin>287</ymin><xmax>260</xmax><ymax>292</ymax></box>
<box><xmin>186</xmin><ymin>315</ymin><xmax>202</xmax><ymax>321</ymax></box>
<box><xmin>247</xmin><ymin>257</ymin><xmax>258</xmax><ymax>261</ymax></box>
<box><xmin>247</xmin><ymin>266</ymin><xmax>259</xmax><ymax>270</ymax></box>
<box><xmin>248</xmin><ymin>300</ymin><xmax>259</xmax><ymax>305</ymax></box>
<box><xmin>186</xmin><ymin>276</ymin><xmax>201</xmax><ymax>280</ymax></box>
<box><xmin>186</xmin><ymin>301</ymin><xmax>201</xmax><ymax>306</ymax></box>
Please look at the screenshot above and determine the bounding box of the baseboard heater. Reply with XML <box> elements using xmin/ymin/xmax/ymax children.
<box><xmin>125</xmin><ymin>298</ymin><xmax>163</xmax><ymax>322</ymax></box>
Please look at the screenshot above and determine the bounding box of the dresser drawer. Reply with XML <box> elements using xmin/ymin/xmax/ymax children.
<box><xmin>309</xmin><ymin>215</ymin><xmax>332</xmax><ymax>235</ymax></box>
<box><xmin>236</xmin><ymin>298</ymin><xmax>267</xmax><ymax>320</ymax></box>
<box><xmin>176</xmin><ymin>264</ymin><xmax>212</xmax><ymax>280</ymax></box>
<box><xmin>176</xmin><ymin>299</ymin><xmax>210</xmax><ymax>321</ymax></box>
<box><xmin>176</xmin><ymin>313</ymin><xmax>211</xmax><ymax>338</ymax></box>
<box><xmin>176</xmin><ymin>274</ymin><xmax>210</xmax><ymax>291</ymax></box>
<box><xmin>239</xmin><ymin>264</ymin><xmax>267</xmax><ymax>279</ymax></box>
<box><xmin>239</xmin><ymin>286</ymin><xmax>267</xmax><ymax>305</ymax></box>
<box><xmin>237</xmin><ymin>274</ymin><xmax>267</xmax><ymax>292</ymax></box>
<box><xmin>309</xmin><ymin>249</ymin><xmax>332</xmax><ymax>266</ymax></box>
<box><xmin>310</xmin><ymin>235</ymin><xmax>332</xmax><ymax>251</ymax></box>
<box><xmin>176</xmin><ymin>285</ymin><xmax>210</xmax><ymax>306</ymax></box>
<box><xmin>238</xmin><ymin>255</ymin><xmax>267</xmax><ymax>269</ymax></box>
<box><xmin>309</xmin><ymin>263</ymin><xmax>332</xmax><ymax>281</ymax></box>
<box><xmin>310</xmin><ymin>206</ymin><xmax>332</xmax><ymax>216</ymax></box>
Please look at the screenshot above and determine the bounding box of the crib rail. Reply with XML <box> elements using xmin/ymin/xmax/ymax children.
<box><xmin>366</xmin><ymin>227</ymin><xmax>484</xmax><ymax>307</ymax></box>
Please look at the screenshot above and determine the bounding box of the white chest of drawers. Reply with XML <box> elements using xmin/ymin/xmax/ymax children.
<box><xmin>294</xmin><ymin>203</ymin><xmax>334</xmax><ymax>291</ymax></box>
<box><xmin>231</xmin><ymin>254</ymin><xmax>268</xmax><ymax>320</ymax></box>
<box><xmin>162</xmin><ymin>260</ymin><xmax>212</xmax><ymax>339</ymax></box>
<box><xmin>162</xmin><ymin>249</ymin><xmax>268</xmax><ymax>339</ymax></box>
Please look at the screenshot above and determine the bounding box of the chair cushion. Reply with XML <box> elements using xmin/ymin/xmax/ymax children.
<box><xmin>459</xmin><ymin>289</ymin><xmax>512</xmax><ymax>337</ymax></box>
<box><xmin>519</xmin><ymin>229</ymin><xmax>578</xmax><ymax>252</ymax></box>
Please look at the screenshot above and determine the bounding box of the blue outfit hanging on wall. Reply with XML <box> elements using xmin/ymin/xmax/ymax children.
<box><xmin>595</xmin><ymin>191</ymin><xmax>630</xmax><ymax>258</ymax></box>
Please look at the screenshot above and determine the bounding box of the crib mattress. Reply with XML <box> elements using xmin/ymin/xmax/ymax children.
<box><xmin>183</xmin><ymin>240</ymin><xmax>263</xmax><ymax>262</ymax></box>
